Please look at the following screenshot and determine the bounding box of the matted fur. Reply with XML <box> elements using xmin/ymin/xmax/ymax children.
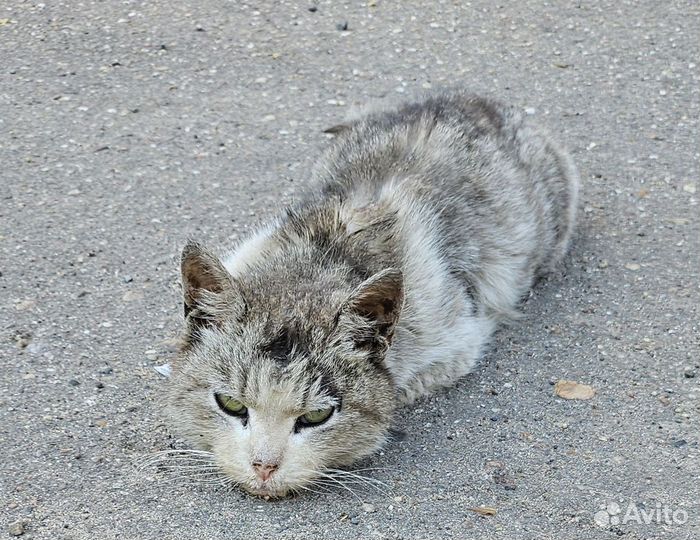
<box><xmin>165</xmin><ymin>90</ymin><xmax>579</xmax><ymax>497</ymax></box>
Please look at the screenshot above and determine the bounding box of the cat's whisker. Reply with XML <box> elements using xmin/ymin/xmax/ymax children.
<box><xmin>345</xmin><ymin>466</ymin><xmax>397</xmax><ymax>473</ymax></box>
<box><xmin>154</xmin><ymin>463</ymin><xmax>220</xmax><ymax>472</ymax></box>
<box><xmin>309</xmin><ymin>472</ymin><xmax>366</xmax><ymax>501</ymax></box>
<box><xmin>135</xmin><ymin>449</ymin><xmax>233</xmax><ymax>489</ymax></box>
<box><xmin>155</xmin><ymin>474</ymin><xmax>228</xmax><ymax>487</ymax></box>
<box><xmin>142</xmin><ymin>454</ymin><xmax>216</xmax><ymax>463</ymax></box>
<box><xmin>138</xmin><ymin>460</ymin><xmax>218</xmax><ymax>473</ymax></box>
<box><xmin>159</xmin><ymin>468</ymin><xmax>225</xmax><ymax>479</ymax></box>
<box><xmin>295</xmin><ymin>483</ymin><xmax>331</xmax><ymax>496</ymax></box>
<box><xmin>148</xmin><ymin>457</ymin><xmax>218</xmax><ymax>466</ymax></box>
<box><xmin>173</xmin><ymin>477</ymin><xmax>229</xmax><ymax>486</ymax></box>
<box><xmin>326</xmin><ymin>468</ymin><xmax>389</xmax><ymax>482</ymax></box>
<box><xmin>218</xmin><ymin>477</ymin><xmax>240</xmax><ymax>492</ymax></box>
<box><xmin>322</xmin><ymin>480</ymin><xmax>362</xmax><ymax>501</ymax></box>
<box><xmin>144</xmin><ymin>449</ymin><xmax>217</xmax><ymax>458</ymax></box>
<box><xmin>320</xmin><ymin>474</ymin><xmax>383</xmax><ymax>489</ymax></box>
<box><xmin>322</xmin><ymin>468</ymin><xmax>390</xmax><ymax>492</ymax></box>
<box><xmin>153</xmin><ymin>462</ymin><xmax>219</xmax><ymax>468</ymax></box>
<box><xmin>135</xmin><ymin>449</ymin><xmax>217</xmax><ymax>470</ymax></box>
<box><xmin>307</xmin><ymin>473</ymin><xmax>352</xmax><ymax>489</ymax></box>
<box><xmin>326</xmin><ymin>478</ymin><xmax>389</xmax><ymax>497</ymax></box>
<box><xmin>155</xmin><ymin>457</ymin><xmax>218</xmax><ymax>465</ymax></box>
<box><xmin>155</xmin><ymin>465</ymin><xmax>221</xmax><ymax>474</ymax></box>
<box><xmin>146</xmin><ymin>452</ymin><xmax>217</xmax><ymax>460</ymax></box>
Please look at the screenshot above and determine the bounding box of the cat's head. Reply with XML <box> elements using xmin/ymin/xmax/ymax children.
<box><xmin>165</xmin><ymin>241</ymin><xmax>402</xmax><ymax>497</ymax></box>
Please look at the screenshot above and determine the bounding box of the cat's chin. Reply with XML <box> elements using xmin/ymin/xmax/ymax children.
<box><xmin>241</xmin><ymin>484</ymin><xmax>293</xmax><ymax>500</ymax></box>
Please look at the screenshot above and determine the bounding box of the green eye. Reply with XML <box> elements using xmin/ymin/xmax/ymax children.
<box><xmin>214</xmin><ymin>393</ymin><xmax>248</xmax><ymax>417</ymax></box>
<box><xmin>298</xmin><ymin>406</ymin><xmax>335</xmax><ymax>427</ymax></box>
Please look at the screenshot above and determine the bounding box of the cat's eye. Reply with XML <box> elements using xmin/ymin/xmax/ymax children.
<box><xmin>296</xmin><ymin>406</ymin><xmax>335</xmax><ymax>429</ymax></box>
<box><xmin>214</xmin><ymin>393</ymin><xmax>248</xmax><ymax>417</ymax></box>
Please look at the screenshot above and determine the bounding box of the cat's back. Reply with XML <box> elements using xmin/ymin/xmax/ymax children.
<box><xmin>312</xmin><ymin>91</ymin><xmax>517</xmax><ymax>196</ymax></box>
<box><xmin>312</xmin><ymin>90</ymin><xmax>578</xmax><ymax>284</ymax></box>
<box><xmin>313</xmin><ymin>91</ymin><xmax>575</xmax><ymax>223</ymax></box>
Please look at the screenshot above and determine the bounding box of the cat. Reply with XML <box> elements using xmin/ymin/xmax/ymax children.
<box><xmin>164</xmin><ymin>90</ymin><xmax>579</xmax><ymax>498</ymax></box>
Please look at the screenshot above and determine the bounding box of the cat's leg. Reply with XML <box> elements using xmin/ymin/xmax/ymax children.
<box><xmin>395</xmin><ymin>313</ymin><xmax>496</xmax><ymax>404</ymax></box>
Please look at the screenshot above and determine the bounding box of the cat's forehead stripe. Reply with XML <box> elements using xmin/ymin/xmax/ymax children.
<box><xmin>259</xmin><ymin>324</ymin><xmax>305</xmax><ymax>366</ymax></box>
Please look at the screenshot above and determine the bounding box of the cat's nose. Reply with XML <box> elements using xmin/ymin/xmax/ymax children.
<box><xmin>252</xmin><ymin>461</ymin><xmax>279</xmax><ymax>482</ymax></box>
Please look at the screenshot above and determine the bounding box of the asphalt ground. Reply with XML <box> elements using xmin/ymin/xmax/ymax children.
<box><xmin>1</xmin><ymin>1</ymin><xmax>698</xmax><ymax>538</ymax></box>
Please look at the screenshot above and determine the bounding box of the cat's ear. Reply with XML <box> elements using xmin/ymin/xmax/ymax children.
<box><xmin>181</xmin><ymin>240</ymin><xmax>241</xmax><ymax>334</ymax></box>
<box><xmin>339</xmin><ymin>268</ymin><xmax>404</xmax><ymax>348</ymax></box>
<box><xmin>323</xmin><ymin>123</ymin><xmax>352</xmax><ymax>135</ymax></box>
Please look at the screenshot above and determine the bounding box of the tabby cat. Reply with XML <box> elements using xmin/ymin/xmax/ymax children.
<box><xmin>164</xmin><ymin>90</ymin><xmax>579</xmax><ymax>497</ymax></box>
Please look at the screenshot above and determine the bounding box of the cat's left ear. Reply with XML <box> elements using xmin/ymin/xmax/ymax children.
<box><xmin>181</xmin><ymin>241</ymin><xmax>242</xmax><ymax>333</ymax></box>
<box><xmin>339</xmin><ymin>268</ymin><xmax>404</xmax><ymax>348</ymax></box>
<box><xmin>323</xmin><ymin>123</ymin><xmax>352</xmax><ymax>135</ymax></box>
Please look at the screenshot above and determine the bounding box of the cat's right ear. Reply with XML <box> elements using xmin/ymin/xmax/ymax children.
<box><xmin>181</xmin><ymin>240</ymin><xmax>243</xmax><ymax>335</ymax></box>
<box><xmin>336</xmin><ymin>268</ymin><xmax>404</xmax><ymax>351</ymax></box>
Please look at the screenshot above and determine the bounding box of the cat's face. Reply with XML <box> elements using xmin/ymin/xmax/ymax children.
<box><xmin>165</xmin><ymin>242</ymin><xmax>402</xmax><ymax>497</ymax></box>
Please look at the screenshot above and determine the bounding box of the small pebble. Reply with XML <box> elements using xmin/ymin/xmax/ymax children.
<box><xmin>308</xmin><ymin>6</ymin><xmax>317</xmax><ymax>12</ymax></box>
<box><xmin>336</xmin><ymin>21</ymin><xmax>349</xmax><ymax>31</ymax></box>
<box><xmin>683</xmin><ymin>368</ymin><xmax>696</xmax><ymax>379</ymax></box>
<box><xmin>361</xmin><ymin>503</ymin><xmax>376</xmax><ymax>513</ymax></box>
<box><xmin>8</xmin><ymin>521</ymin><xmax>25</xmax><ymax>536</ymax></box>
<box><xmin>68</xmin><ymin>379</ymin><xmax>80</xmax><ymax>387</ymax></box>
<box><xmin>154</xmin><ymin>363</ymin><xmax>172</xmax><ymax>377</ymax></box>
<box><xmin>15</xmin><ymin>337</ymin><xmax>31</xmax><ymax>349</ymax></box>
<box><xmin>26</xmin><ymin>342</ymin><xmax>47</xmax><ymax>355</ymax></box>
<box><xmin>14</xmin><ymin>299</ymin><xmax>36</xmax><ymax>311</ymax></box>
<box><xmin>122</xmin><ymin>290</ymin><xmax>143</xmax><ymax>302</ymax></box>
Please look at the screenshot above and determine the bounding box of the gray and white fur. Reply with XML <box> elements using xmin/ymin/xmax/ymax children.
<box><xmin>165</xmin><ymin>90</ymin><xmax>579</xmax><ymax>497</ymax></box>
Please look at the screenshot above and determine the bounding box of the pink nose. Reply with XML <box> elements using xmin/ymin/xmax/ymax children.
<box><xmin>252</xmin><ymin>461</ymin><xmax>279</xmax><ymax>482</ymax></box>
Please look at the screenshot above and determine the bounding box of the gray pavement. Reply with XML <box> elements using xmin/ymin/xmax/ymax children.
<box><xmin>1</xmin><ymin>1</ymin><xmax>698</xmax><ymax>538</ymax></box>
